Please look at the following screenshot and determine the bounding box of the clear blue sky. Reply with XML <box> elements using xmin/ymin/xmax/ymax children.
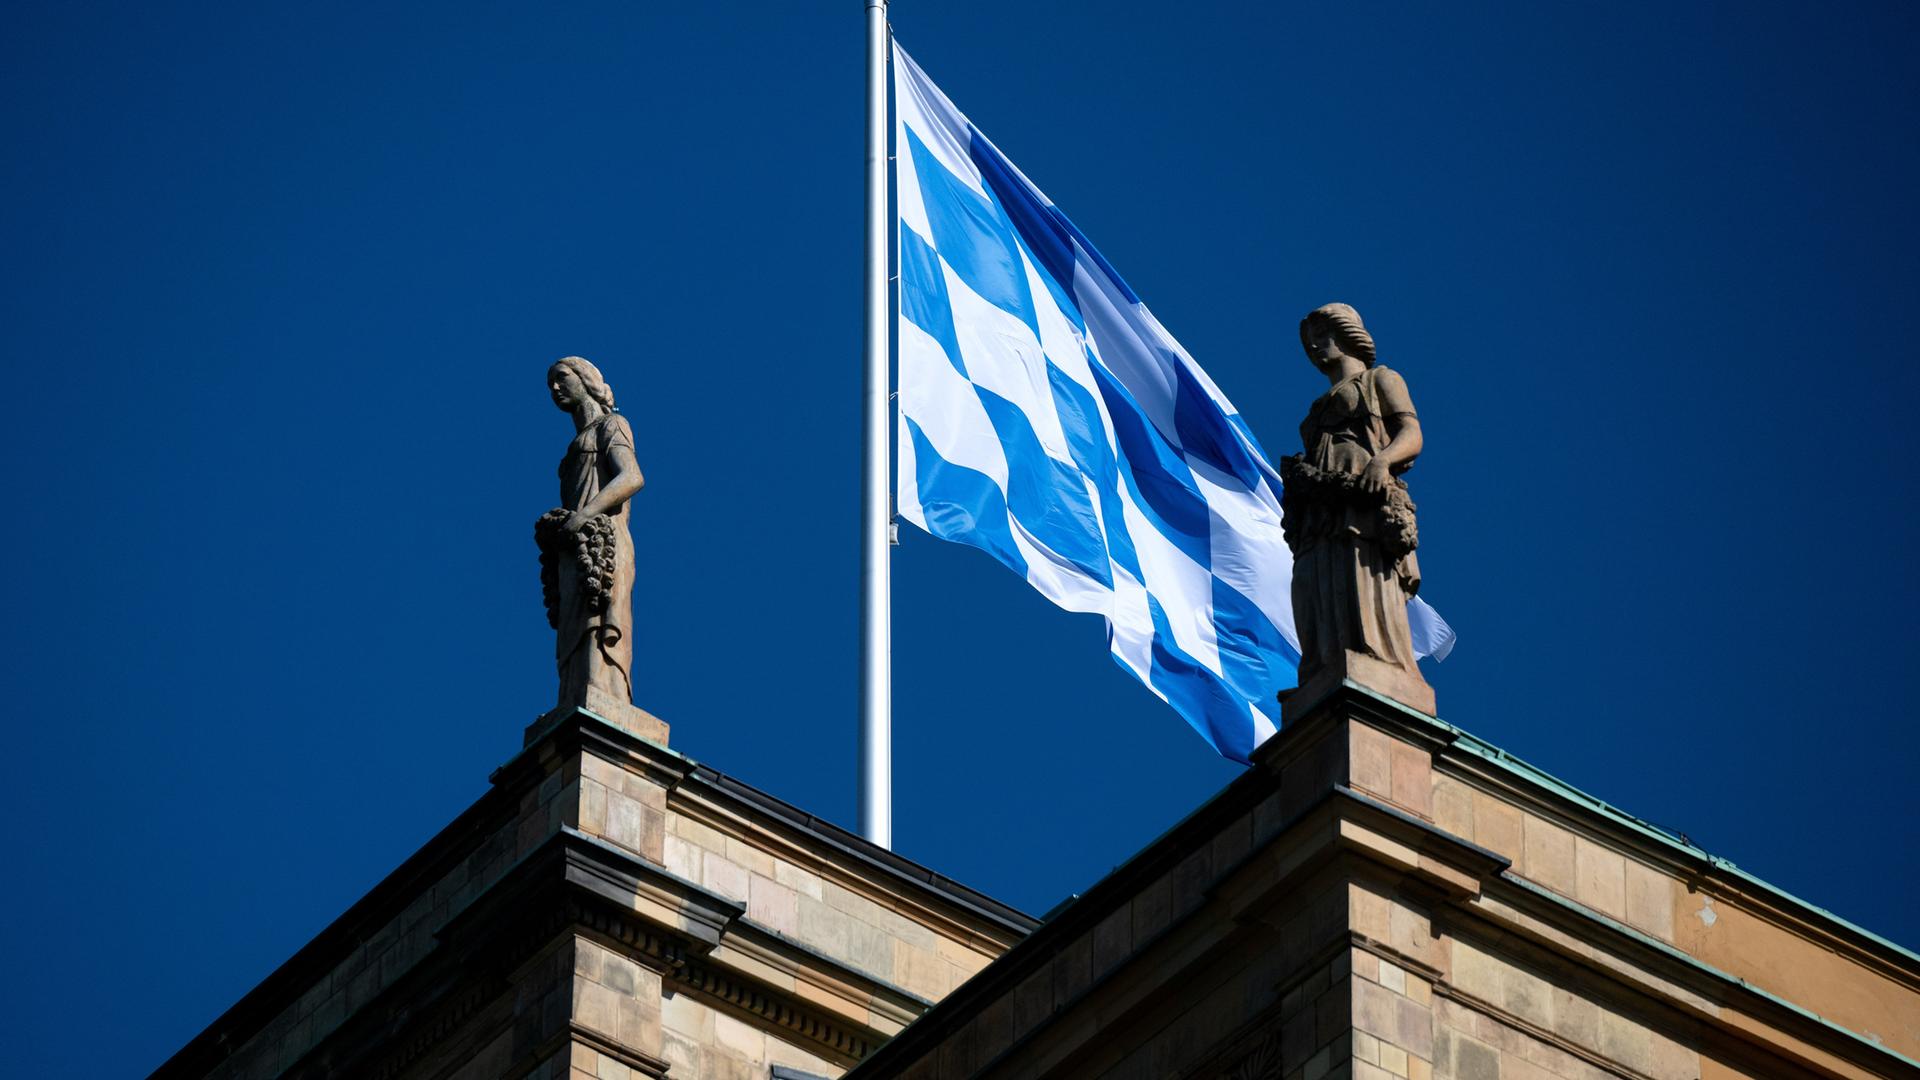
<box><xmin>3</xmin><ymin>2</ymin><xmax>1917</xmax><ymax>1073</ymax></box>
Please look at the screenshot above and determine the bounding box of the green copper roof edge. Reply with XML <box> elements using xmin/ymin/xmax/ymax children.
<box><xmin>1422</xmin><ymin>715</ymin><xmax>1920</xmax><ymax>969</ymax></box>
<box><xmin>1501</xmin><ymin>874</ymin><xmax>1920</xmax><ymax>1070</ymax></box>
<box><xmin>1288</xmin><ymin>684</ymin><xmax>1919</xmax><ymax>968</ymax></box>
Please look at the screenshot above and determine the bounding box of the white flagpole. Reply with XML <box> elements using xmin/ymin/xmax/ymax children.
<box><xmin>859</xmin><ymin>0</ymin><xmax>893</xmax><ymax>848</ymax></box>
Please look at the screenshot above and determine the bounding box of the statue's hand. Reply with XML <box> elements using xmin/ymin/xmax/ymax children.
<box><xmin>1361</xmin><ymin>459</ymin><xmax>1394</xmax><ymax>494</ymax></box>
<box><xmin>563</xmin><ymin>511</ymin><xmax>593</xmax><ymax>534</ymax></box>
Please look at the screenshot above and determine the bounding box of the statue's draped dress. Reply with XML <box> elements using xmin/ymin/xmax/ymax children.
<box><xmin>1289</xmin><ymin>366</ymin><xmax>1422</xmax><ymax>683</ymax></box>
<box><xmin>555</xmin><ymin>413</ymin><xmax>636</xmax><ymax>707</ymax></box>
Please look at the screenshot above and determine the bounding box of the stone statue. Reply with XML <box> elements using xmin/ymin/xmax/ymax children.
<box><xmin>536</xmin><ymin>356</ymin><xmax>646</xmax><ymax>722</ymax></box>
<box><xmin>1279</xmin><ymin>304</ymin><xmax>1434</xmax><ymax>716</ymax></box>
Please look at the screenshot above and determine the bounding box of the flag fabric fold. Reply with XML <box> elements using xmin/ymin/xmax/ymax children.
<box><xmin>891</xmin><ymin>42</ymin><xmax>1453</xmax><ymax>762</ymax></box>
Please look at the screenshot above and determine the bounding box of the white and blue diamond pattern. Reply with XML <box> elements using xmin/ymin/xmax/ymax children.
<box><xmin>892</xmin><ymin>42</ymin><xmax>1451</xmax><ymax>761</ymax></box>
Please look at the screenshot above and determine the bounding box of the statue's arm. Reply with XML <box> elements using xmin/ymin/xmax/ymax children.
<box><xmin>564</xmin><ymin>440</ymin><xmax>648</xmax><ymax>530</ymax></box>
<box><xmin>576</xmin><ymin>442</ymin><xmax>646</xmax><ymax>519</ymax></box>
<box><xmin>1364</xmin><ymin>368</ymin><xmax>1423</xmax><ymax>490</ymax></box>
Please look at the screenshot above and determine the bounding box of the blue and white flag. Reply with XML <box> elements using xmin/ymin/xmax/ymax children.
<box><xmin>891</xmin><ymin>43</ymin><xmax>1452</xmax><ymax>762</ymax></box>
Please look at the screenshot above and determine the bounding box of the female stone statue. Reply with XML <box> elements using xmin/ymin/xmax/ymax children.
<box><xmin>1280</xmin><ymin>304</ymin><xmax>1431</xmax><ymax>710</ymax></box>
<box><xmin>537</xmin><ymin>356</ymin><xmax>645</xmax><ymax>714</ymax></box>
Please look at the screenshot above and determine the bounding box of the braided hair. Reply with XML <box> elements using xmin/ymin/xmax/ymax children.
<box><xmin>552</xmin><ymin>355</ymin><xmax>617</xmax><ymax>411</ymax></box>
<box><xmin>1299</xmin><ymin>303</ymin><xmax>1377</xmax><ymax>367</ymax></box>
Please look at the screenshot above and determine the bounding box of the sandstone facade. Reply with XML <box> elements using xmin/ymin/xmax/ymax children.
<box><xmin>154</xmin><ymin>689</ymin><xmax>1919</xmax><ymax>1079</ymax></box>
<box><xmin>151</xmin><ymin>710</ymin><xmax>1032</xmax><ymax>1080</ymax></box>
<box><xmin>844</xmin><ymin>684</ymin><xmax>1920</xmax><ymax>1079</ymax></box>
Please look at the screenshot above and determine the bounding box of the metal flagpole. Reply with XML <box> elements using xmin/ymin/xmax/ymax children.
<box><xmin>859</xmin><ymin>0</ymin><xmax>893</xmax><ymax>849</ymax></box>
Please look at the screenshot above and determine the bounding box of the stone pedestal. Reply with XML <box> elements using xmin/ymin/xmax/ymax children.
<box><xmin>1282</xmin><ymin>651</ymin><xmax>1435</xmax><ymax>724</ymax></box>
<box><xmin>527</xmin><ymin>688</ymin><xmax>670</xmax><ymax>748</ymax></box>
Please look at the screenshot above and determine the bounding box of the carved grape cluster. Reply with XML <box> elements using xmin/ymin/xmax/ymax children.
<box><xmin>1278</xmin><ymin>454</ymin><xmax>1419</xmax><ymax>558</ymax></box>
<box><xmin>535</xmin><ymin>508</ymin><xmax>618</xmax><ymax>629</ymax></box>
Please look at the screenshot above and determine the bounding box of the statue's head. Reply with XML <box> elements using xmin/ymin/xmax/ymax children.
<box><xmin>549</xmin><ymin>355</ymin><xmax>617</xmax><ymax>413</ymax></box>
<box><xmin>1299</xmin><ymin>303</ymin><xmax>1376</xmax><ymax>372</ymax></box>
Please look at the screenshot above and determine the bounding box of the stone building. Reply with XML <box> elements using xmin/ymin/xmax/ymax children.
<box><xmin>152</xmin><ymin>687</ymin><xmax>1920</xmax><ymax>1079</ymax></box>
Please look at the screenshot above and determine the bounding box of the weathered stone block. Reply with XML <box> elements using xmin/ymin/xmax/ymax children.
<box><xmin>895</xmin><ymin>941</ymin><xmax>946</xmax><ymax>1000</ymax></box>
<box><xmin>1450</xmin><ymin>939</ymin><xmax>1500</xmax><ymax>1002</ymax></box>
<box><xmin>1520</xmin><ymin>815</ymin><xmax>1575</xmax><ymax>895</ymax></box>
<box><xmin>797</xmin><ymin>895</ymin><xmax>852</xmax><ymax>957</ymax></box>
<box><xmin>1573</xmin><ymin>838</ymin><xmax>1625</xmax><ymax>920</ymax></box>
<box><xmin>722</xmin><ymin>835</ymin><xmax>774</xmax><ymax>878</ymax></box>
<box><xmin>1472</xmin><ymin>793</ymin><xmax>1522</xmax><ymax>863</ymax></box>
<box><xmin>1432</xmin><ymin>775</ymin><xmax>1474</xmax><ymax>840</ymax></box>
<box><xmin>1501</xmin><ymin>964</ymin><xmax>1551</xmax><ymax>1031</ymax></box>
<box><xmin>712</xmin><ymin>1011</ymin><xmax>765</xmax><ymax>1061</ymax></box>
<box><xmin>671</xmin><ymin>813</ymin><xmax>727</xmax><ymax>856</ymax></box>
<box><xmin>662</xmin><ymin>833</ymin><xmax>697</xmax><ymax>882</ymax></box>
<box><xmin>847</xmin><ymin>918</ymin><xmax>895</xmax><ymax>980</ymax></box>
<box><xmin>1453</xmin><ymin>1034</ymin><xmax>1499</xmax><ymax>1080</ymax></box>
<box><xmin>1091</xmin><ymin>904</ymin><xmax>1133</xmax><ymax>978</ymax></box>
<box><xmin>702</xmin><ymin>851</ymin><xmax>751</xmax><ymax>904</ymax></box>
<box><xmin>1548</xmin><ymin>986</ymin><xmax>1597</xmax><ymax>1049</ymax></box>
<box><xmin>1389</xmin><ymin>741</ymin><xmax>1431</xmax><ymax>818</ymax></box>
<box><xmin>574</xmin><ymin>980</ymin><xmax>620</xmax><ymax>1041</ymax></box>
<box><xmin>1132</xmin><ymin>873</ymin><xmax>1172</xmax><ymax>945</ymax></box>
<box><xmin>1352</xmin><ymin>723</ymin><xmax>1394</xmax><ymax>801</ymax></box>
<box><xmin>1012</xmin><ymin>965</ymin><xmax>1054</xmax><ymax>1038</ymax></box>
<box><xmin>661</xmin><ymin>989</ymin><xmax>711</xmax><ymax>1043</ymax></box>
<box><xmin>773</xmin><ymin>857</ymin><xmax>826</xmax><ymax>900</ymax></box>
<box><xmin>1052</xmin><ymin>935</ymin><xmax>1092</xmax><ymax>1005</ymax></box>
<box><xmin>1623</xmin><ymin>860</ymin><xmax>1674</xmax><ymax>942</ymax></box>
<box><xmin>748</xmin><ymin>872</ymin><xmax>800</xmax><ymax>936</ymax></box>
<box><xmin>660</xmin><ymin>1029</ymin><xmax>701</xmax><ymax>1077</ymax></box>
<box><xmin>1597</xmin><ymin>1007</ymin><xmax>1653</xmax><ymax>1075</ymax></box>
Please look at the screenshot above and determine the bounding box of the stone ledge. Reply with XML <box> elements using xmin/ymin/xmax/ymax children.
<box><xmin>1436</xmin><ymin>733</ymin><xmax>1920</xmax><ymax>1027</ymax></box>
<box><xmin>531</xmin><ymin>828</ymin><xmax>924</xmax><ymax>1068</ymax></box>
<box><xmin>1258</xmin><ymin>679</ymin><xmax>1461</xmax><ymax>774</ymax></box>
<box><xmin>496</xmin><ymin>708</ymin><xmax>1036</xmax><ymax>944</ymax></box>
<box><xmin>525</xmin><ymin>690</ymin><xmax>671</xmax><ymax>749</ymax></box>
<box><xmin>547</xmin><ymin>1023</ymin><xmax>671</xmax><ymax>1080</ymax></box>
<box><xmin>1281</xmin><ymin>658</ymin><xmax>1436</xmax><ymax>724</ymax></box>
<box><xmin>1216</xmin><ymin>785</ymin><xmax>1509</xmax><ymax>927</ymax></box>
<box><xmin>1453</xmin><ymin>873</ymin><xmax>1920</xmax><ymax>1080</ymax></box>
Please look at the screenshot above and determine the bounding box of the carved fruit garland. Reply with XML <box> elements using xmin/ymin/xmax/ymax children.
<box><xmin>535</xmin><ymin>508</ymin><xmax>618</xmax><ymax>629</ymax></box>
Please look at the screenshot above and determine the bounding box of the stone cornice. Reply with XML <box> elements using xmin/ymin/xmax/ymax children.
<box><xmin>1435</xmin><ymin>981</ymin><xmax>1673</xmax><ymax>1080</ymax></box>
<box><xmin>1289</xmin><ymin>683</ymin><xmax>1920</xmax><ymax>997</ymax></box>
<box><xmin>505</xmin><ymin>709</ymin><xmax>1037</xmax><ymax>944</ymax></box>
<box><xmin>264</xmin><ymin>825</ymin><xmax>937</xmax><ymax>1078</ymax></box>
<box><xmin>547</xmin><ymin>826</ymin><xmax>930</xmax><ymax>1031</ymax></box>
<box><xmin>1440</xmin><ymin>748</ymin><xmax>1920</xmax><ymax>998</ymax></box>
<box><xmin>556</xmin><ymin>1024</ymin><xmax>671</xmax><ymax>1080</ymax></box>
<box><xmin>554</xmin><ymin>826</ymin><xmax>741</xmax><ymax>956</ymax></box>
<box><xmin>667</xmin><ymin>785</ymin><xmax>1024</xmax><ymax>959</ymax></box>
<box><xmin>1453</xmin><ymin>872</ymin><xmax>1920</xmax><ymax>1080</ymax></box>
<box><xmin>525</xmin><ymin>828</ymin><xmax>931</xmax><ymax>1066</ymax></box>
<box><xmin>717</xmin><ymin>919</ymin><xmax>932</xmax><ymax>1027</ymax></box>
<box><xmin>1214</xmin><ymin>785</ymin><xmax>1510</xmax><ymax>927</ymax></box>
<box><xmin>668</xmin><ymin>768</ymin><xmax>1035</xmax><ymax>945</ymax></box>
